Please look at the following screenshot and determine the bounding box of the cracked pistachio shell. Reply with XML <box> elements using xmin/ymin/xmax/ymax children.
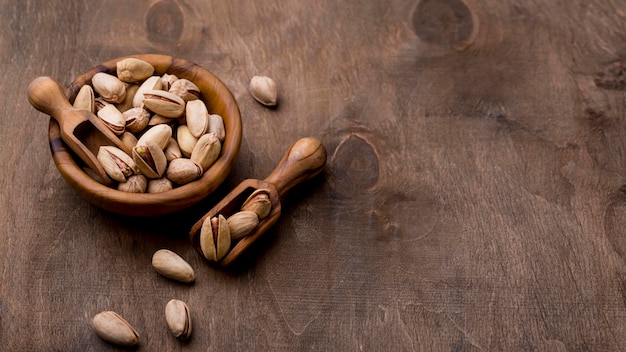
<box><xmin>123</xmin><ymin>107</ymin><xmax>150</xmax><ymax>134</ymax></box>
<box><xmin>152</xmin><ymin>249</ymin><xmax>195</xmax><ymax>283</ymax></box>
<box><xmin>148</xmin><ymin>114</ymin><xmax>177</xmax><ymax>127</ymax></box>
<box><xmin>249</xmin><ymin>75</ymin><xmax>277</xmax><ymax>106</ymax></box>
<box><xmin>166</xmin><ymin>158</ymin><xmax>202</xmax><ymax>185</ymax></box>
<box><xmin>169</xmin><ymin>78</ymin><xmax>200</xmax><ymax>102</ymax></box>
<box><xmin>161</xmin><ymin>73</ymin><xmax>178</xmax><ymax>91</ymax></box>
<box><xmin>165</xmin><ymin>299</ymin><xmax>192</xmax><ymax>340</ymax></box>
<box><xmin>186</xmin><ymin>99</ymin><xmax>209</xmax><ymax>138</ymax></box>
<box><xmin>115</xmin><ymin>83</ymin><xmax>139</xmax><ymax>113</ymax></box>
<box><xmin>142</xmin><ymin>89</ymin><xmax>185</xmax><ymax>118</ymax></box>
<box><xmin>176</xmin><ymin>125</ymin><xmax>198</xmax><ymax>158</ymax></box>
<box><xmin>165</xmin><ymin>137</ymin><xmax>182</xmax><ymax>161</ymax></box>
<box><xmin>133</xmin><ymin>141</ymin><xmax>167</xmax><ymax>179</ymax></box>
<box><xmin>117</xmin><ymin>174</ymin><xmax>147</xmax><ymax>193</ymax></box>
<box><xmin>133</xmin><ymin>76</ymin><xmax>163</xmax><ymax>108</ymax></box>
<box><xmin>190</xmin><ymin>132</ymin><xmax>221</xmax><ymax>171</ymax></box>
<box><xmin>121</xmin><ymin>131</ymin><xmax>138</xmax><ymax>150</ymax></box>
<box><xmin>241</xmin><ymin>189</ymin><xmax>272</xmax><ymax>219</ymax></box>
<box><xmin>92</xmin><ymin>72</ymin><xmax>126</xmax><ymax>104</ymax></box>
<box><xmin>136</xmin><ymin>124</ymin><xmax>172</xmax><ymax>150</ymax></box>
<box><xmin>227</xmin><ymin>211</ymin><xmax>259</xmax><ymax>241</ymax></box>
<box><xmin>208</xmin><ymin>114</ymin><xmax>226</xmax><ymax>142</ymax></box>
<box><xmin>94</xmin><ymin>97</ymin><xmax>110</xmax><ymax>112</ymax></box>
<box><xmin>73</xmin><ymin>84</ymin><xmax>94</xmax><ymax>112</ymax></box>
<box><xmin>200</xmin><ymin>214</ymin><xmax>231</xmax><ymax>262</ymax></box>
<box><xmin>147</xmin><ymin>178</ymin><xmax>173</xmax><ymax>193</ymax></box>
<box><xmin>97</xmin><ymin>146</ymin><xmax>135</xmax><ymax>183</ymax></box>
<box><xmin>96</xmin><ymin>104</ymin><xmax>125</xmax><ymax>135</ymax></box>
<box><xmin>116</xmin><ymin>58</ymin><xmax>155</xmax><ymax>83</ymax></box>
<box><xmin>92</xmin><ymin>311</ymin><xmax>139</xmax><ymax>347</ymax></box>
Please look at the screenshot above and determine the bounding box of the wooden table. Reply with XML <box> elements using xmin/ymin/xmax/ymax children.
<box><xmin>3</xmin><ymin>0</ymin><xmax>626</xmax><ymax>350</ymax></box>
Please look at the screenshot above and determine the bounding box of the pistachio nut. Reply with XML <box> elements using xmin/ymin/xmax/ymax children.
<box><xmin>115</xmin><ymin>83</ymin><xmax>139</xmax><ymax>112</ymax></box>
<box><xmin>97</xmin><ymin>146</ymin><xmax>135</xmax><ymax>183</ymax></box>
<box><xmin>117</xmin><ymin>174</ymin><xmax>147</xmax><ymax>193</ymax></box>
<box><xmin>176</xmin><ymin>125</ymin><xmax>198</xmax><ymax>158</ymax></box>
<box><xmin>148</xmin><ymin>114</ymin><xmax>177</xmax><ymax>127</ymax></box>
<box><xmin>227</xmin><ymin>211</ymin><xmax>259</xmax><ymax>241</ymax></box>
<box><xmin>123</xmin><ymin>107</ymin><xmax>150</xmax><ymax>134</ymax></box>
<box><xmin>165</xmin><ymin>299</ymin><xmax>192</xmax><ymax>340</ymax></box>
<box><xmin>190</xmin><ymin>132</ymin><xmax>221</xmax><ymax>171</ymax></box>
<box><xmin>92</xmin><ymin>72</ymin><xmax>126</xmax><ymax>104</ymax></box>
<box><xmin>120</xmin><ymin>131</ymin><xmax>138</xmax><ymax>150</ymax></box>
<box><xmin>73</xmin><ymin>84</ymin><xmax>94</xmax><ymax>112</ymax></box>
<box><xmin>208</xmin><ymin>114</ymin><xmax>226</xmax><ymax>142</ymax></box>
<box><xmin>142</xmin><ymin>89</ymin><xmax>185</xmax><ymax>118</ymax></box>
<box><xmin>169</xmin><ymin>78</ymin><xmax>200</xmax><ymax>102</ymax></box>
<box><xmin>161</xmin><ymin>73</ymin><xmax>178</xmax><ymax>91</ymax></box>
<box><xmin>186</xmin><ymin>99</ymin><xmax>209</xmax><ymax>138</ymax></box>
<box><xmin>147</xmin><ymin>178</ymin><xmax>173</xmax><ymax>193</ymax></box>
<box><xmin>116</xmin><ymin>58</ymin><xmax>155</xmax><ymax>83</ymax></box>
<box><xmin>96</xmin><ymin>104</ymin><xmax>126</xmax><ymax>135</ymax></box>
<box><xmin>241</xmin><ymin>189</ymin><xmax>272</xmax><ymax>219</ymax></box>
<box><xmin>94</xmin><ymin>97</ymin><xmax>110</xmax><ymax>112</ymax></box>
<box><xmin>133</xmin><ymin>141</ymin><xmax>167</xmax><ymax>179</ymax></box>
<box><xmin>133</xmin><ymin>76</ymin><xmax>163</xmax><ymax>108</ymax></box>
<box><xmin>151</xmin><ymin>249</ymin><xmax>195</xmax><ymax>283</ymax></box>
<box><xmin>249</xmin><ymin>75</ymin><xmax>278</xmax><ymax>106</ymax></box>
<box><xmin>166</xmin><ymin>158</ymin><xmax>202</xmax><ymax>185</ymax></box>
<box><xmin>200</xmin><ymin>214</ymin><xmax>231</xmax><ymax>262</ymax></box>
<box><xmin>92</xmin><ymin>311</ymin><xmax>139</xmax><ymax>347</ymax></box>
<box><xmin>136</xmin><ymin>124</ymin><xmax>172</xmax><ymax>150</ymax></box>
<box><xmin>164</xmin><ymin>137</ymin><xmax>182</xmax><ymax>161</ymax></box>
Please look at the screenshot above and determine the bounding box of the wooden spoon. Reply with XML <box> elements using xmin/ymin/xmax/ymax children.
<box><xmin>189</xmin><ymin>137</ymin><xmax>327</xmax><ymax>267</ymax></box>
<box><xmin>28</xmin><ymin>76</ymin><xmax>132</xmax><ymax>185</ymax></box>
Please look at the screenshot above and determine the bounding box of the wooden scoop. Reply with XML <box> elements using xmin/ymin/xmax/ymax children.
<box><xmin>189</xmin><ymin>137</ymin><xmax>327</xmax><ymax>267</ymax></box>
<box><xmin>28</xmin><ymin>76</ymin><xmax>132</xmax><ymax>185</ymax></box>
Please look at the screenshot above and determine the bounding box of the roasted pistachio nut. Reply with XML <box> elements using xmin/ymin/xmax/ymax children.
<box><xmin>142</xmin><ymin>89</ymin><xmax>185</xmax><ymax>118</ymax></box>
<box><xmin>176</xmin><ymin>125</ymin><xmax>198</xmax><ymax>158</ymax></box>
<box><xmin>117</xmin><ymin>174</ymin><xmax>147</xmax><ymax>193</ymax></box>
<box><xmin>186</xmin><ymin>99</ymin><xmax>209</xmax><ymax>138</ymax></box>
<box><xmin>164</xmin><ymin>137</ymin><xmax>182</xmax><ymax>161</ymax></box>
<box><xmin>97</xmin><ymin>146</ymin><xmax>135</xmax><ymax>183</ymax></box>
<box><xmin>169</xmin><ymin>78</ymin><xmax>200</xmax><ymax>102</ymax></box>
<box><xmin>94</xmin><ymin>97</ymin><xmax>110</xmax><ymax>112</ymax></box>
<box><xmin>200</xmin><ymin>214</ymin><xmax>231</xmax><ymax>262</ymax></box>
<box><xmin>96</xmin><ymin>104</ymin><xmax>125</xmax><ymax>135</ymax></box>
<box><xmin>166</xmin><ymin>158</ymin><xmax>202</xmax><ymax>185</ymax></box>
<box><xmin>190</xmin><ymin>133</ymin><xmax>221</xmax><ymax>171</ymax></box>
<box><xmin>249</xmin><ymin>75</ymin><xmax>278</xmax><ymax>106</ymax></box>
<box><xmin>133</xmin><ymin>76</ymin><xmax>163</xmax><ymax>108</ymax></box>
<box><xmin>241</xmin><ymin>189</ymin><xmax>272</xmax><ymax>219</ymax></box>
<box><xmin>161</xmin><ymin>73</ymin><xmax>178</xmax><ymax>91</ymax></box>
<box><xmin>73</xmin><ymin>84</ymin><xmax>95</xmax><ymax>112</ymax></box>
<box><xmin>227</xmin><ymin>211</ymin><xmax>259</xmax><ymax>241</ymax></box>
<box><xmin>121</xmin><ymin>131</ymin><xmax>138</xmax><ymax>150</ymax></box>
<box><xmin>116</xmin><ymin>58</ymin><xmax>155</xmax><ymax>83</ymax></box>
<box><xmin>147</xmin><ymin>178</ymin><xmax>173</xmax><ymax>193</ymax></box>
<box><xmin>151</xmin><ymin>249</ymin><xmax>195</xmax><ymax>283</ymax></box>
<box><xmin>133</xmin><ymin>141</ymin><xmax>167</xmax><ymax>179</ymax></box>
<box><xmin>208</xmin><ymin>114</ymin><xmax>226</xmax><ymax>142</ymax></box>
<box><xmin>165</xmin><ymin>299</ymin><xmax>192</xmax><ymax>340</ymax></box>
<box><xmin>136</xmin><ymin>124</ymin><xmax>172</xmax><ymax>150</ymax></box>
<box><xmin>115</xmin><ymin>83</ymin><xmax>139</xmax><ymax>113</ymax></box>
<box><xmin>148</xmin><ymin>114</ymin><xmax>177</xmax><ymax>127</ymax></box>
<box><xmin>92</xmin><ymin>311</ymin><xmax>139</xmax><ymax>347</ymax></box>
<box><xmin>123</xmin><ymin>107</ymin><xmax>150</xmax><ymax>134</ymax></box>
<box><xmin>92</xmin><ymin>72</ymin><xmax>126</xmax><ymax>103</ymax></box>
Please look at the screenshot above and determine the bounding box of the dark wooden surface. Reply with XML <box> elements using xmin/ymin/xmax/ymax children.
<box><xmin>3</xmin><ymin>0</ymin><xmax>626</xmax><ymax>350</ymax></box>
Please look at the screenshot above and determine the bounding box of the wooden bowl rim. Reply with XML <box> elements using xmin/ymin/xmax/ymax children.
<box><xmin>47</xmin><ymin>54</ymin><xmax>242</xmax><ymax>216</ymax></box>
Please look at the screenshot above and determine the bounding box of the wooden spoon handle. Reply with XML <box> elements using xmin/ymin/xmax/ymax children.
<box><xmin>28</xmin><ymin>76</ymin><xmax>73</xmax><ymax>118</ymax></box>
<box><xmin>264</xmin><ymin>137</ymin><xmax>327</xmax><ymax>199</ymax></box>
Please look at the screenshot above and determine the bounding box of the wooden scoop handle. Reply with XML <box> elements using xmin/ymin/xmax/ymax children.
<box><xmin>28</xmin><ymin>76</ymin><xmax>74</xmax><ymax>118</ymax></box>
<box><xmin>264</xmin><ymin>137</ymin><xmax>327</xmax><ymax>199</ymax></box>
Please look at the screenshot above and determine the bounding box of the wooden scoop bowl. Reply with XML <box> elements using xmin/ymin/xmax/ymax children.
<box><xmin>28</xmin><ymin>76</ymin><xmax>132</xmax><ymax>185</ymax></box>
<box><xmin>189</xmin><ymin>137</ymin><xmax>327</xmax><ymax>267</ymax></box>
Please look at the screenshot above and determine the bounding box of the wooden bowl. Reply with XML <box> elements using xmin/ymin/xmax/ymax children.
<box><xmin>47</xmin><ymin>54</ymin><xmax>242</xmax><ymax>217</ymax></box>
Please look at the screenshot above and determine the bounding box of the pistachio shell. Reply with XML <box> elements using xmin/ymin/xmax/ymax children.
<box><xmin>186</xmin><ymin>100</ymin><xmax>209</xmax><ymax>138</ymax></box>
<box><xmin>148</xmin><ymin>114</ymin><xmax>177</xmax><ymax>127</ymax></box>
<box><xmin>151</xmin><ymin>249</ymin><xmax>195</xmax><ymax>283</ymax></box>
<box><xmin>241</xmin><ymin>189</ymin><xmax>272</xmax><ymax>219</ymax></box>
<box><xmin>200</xmin><ymin>214</ymin><xmax>231</xmax><ymax>262</ymax></box>
<box><xmin>117</xmin><ymin>174</ymin><xmax>147</xmax><ymax>193</ymax></box>
<box><xmin>115</xmin><ymin>84</ymin><xmax>139</xmax><ymax>112</ymax></box>
<box><xmin>165</xmin><ymin>299</ymin><xmax>192</xmax><ymax>340</ymax></box>
<box><xmin>161</xmin><ymin>73</ymin><xmax>178</xmax><ymax>91</ymax></box>
<box><xmin>190</xmin><ymin>133</ymin><xmax>221</xmax><ymax>171</ymax></box>
<box><xmin>142</xmin><ymin>89</ymin><xmax>185</xmax><ymax>118</ymax></box>
<box><xmin>133</xmin><ymin>76</ymin><xmax>163</xmax><ymax>108</ymax></box>
<box><xmin>147</xmin><ymin>178</ymin><xmax>173</xmax><ymax>193</ymax></box>
<box><xmin>116</xmin><ymin>58</ymin><xmax>155</xmax><ymax>83</ymax></box>
<box><xmin>176</xmin><ymin>125</ymin><xmax>198</xmax><ymax>158</ymax></box>
<box><xmin>120</xmin><ymin>131</ymin><xmax>138</xmax><ymax>150</ymax></box>
<box><xmin>96</xmin><ymin>104</ymin><xmax>126</xmax><ymax>135</ymax></box>
<box><xmin>92</xmin><ymin>311</ymin><xmax>139</xmax><ymax>347</ymax></box>
<box><xmin>169</xmin><ymin>78</ymin><xmax>200</xmax><ymax>102</ymax></box>
<box><xmin>164</xmin><ymin>138</ymin><xmax>182</xmax><ymax>161</ymax></box>
<box><xmin>133</xmin><ymin>141</ymin><xmax>168</xmax><ymax>179</ymax></box>
<box><xmin>123</xmin><ymin>107</ymin><xmax>150</xmax><ymax>134</ymax></box>
<box><xmin>208</xmin><ymin>114</ymin><xmax>226</xmax><ymax>142</ymax></box>
<box><xmin>166</xmin><ymin>158</ymin><xmax>202</xmax><ymax>185</ymax></box>
<box><xmin>97</xmin><ymin>146</ymin><xmax>135</xmax><ymax>183</ymax></box>
<box><xmin>249</xmin><ymin>75</ymin><xmax>277</xmax><ymax>106</ymax></box>
<box><xmin>136</xmin><ymin>124</ymin><xmax>172</xmax><ymax>150</ymax></box>
<box><xmin>92</xmin><ymin>72</ymin><xmax>126</xmax><ymax>103</ymax></box>
<box><xmin>73</xmin><ymin>84</ymin><xmax>94</xmax><ymax>112</ymax></box>
<box><xmin>227</xmin><ymin>211</ymin><xmax>259</xmax><ymax>241</ymax></box>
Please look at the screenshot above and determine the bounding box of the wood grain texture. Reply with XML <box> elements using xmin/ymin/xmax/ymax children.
<box><xmin>4</xmin><ymin>0</ymin><xmax>626</xmax><ymax>350</ymax></box>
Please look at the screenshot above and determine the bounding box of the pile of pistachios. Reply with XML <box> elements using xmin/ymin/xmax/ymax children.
<box><xmin>74</xmin><ymin>57</ymin><xmax>225</xmax><ymax>192</ymax></box>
